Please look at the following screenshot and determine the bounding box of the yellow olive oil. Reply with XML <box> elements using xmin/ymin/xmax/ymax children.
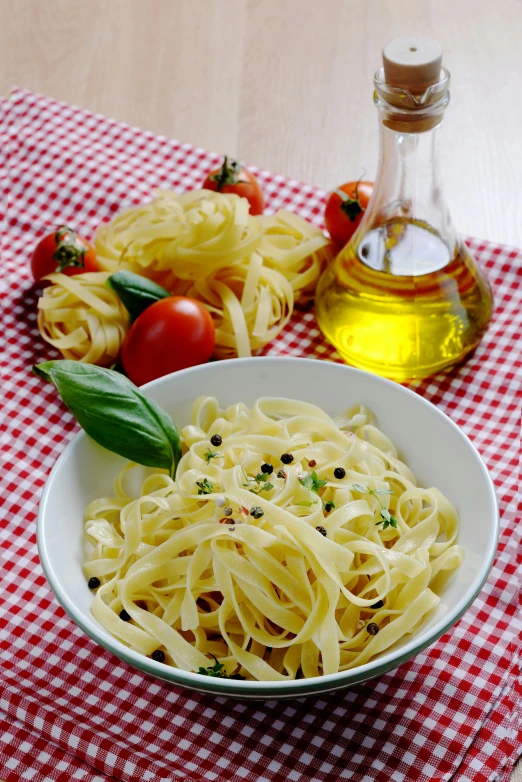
<box><xmin>315</xmin><ymin>218</ymin><xmax>493</xmax><ymax>381</ymax></box>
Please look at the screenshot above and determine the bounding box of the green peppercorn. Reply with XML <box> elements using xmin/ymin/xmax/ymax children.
<box><xmin>250</xmin><ymin>506</ymin><xmax>264</xmax><ymax>519</ymax></box>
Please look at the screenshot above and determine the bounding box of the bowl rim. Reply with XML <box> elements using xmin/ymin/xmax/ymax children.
<box><xmin>36</xmin><ymin>356</ymin><xmax>500</xmax><ymax>693</ymax></box>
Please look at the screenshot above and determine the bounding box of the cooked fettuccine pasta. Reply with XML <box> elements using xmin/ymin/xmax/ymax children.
<box><xmin>94</xmin><ymin>190</ymin><xmax>333</xmax><ymax>358</ymax></box>
<box><xmin>84</xmin><ymin>397</ymin><xmax>462</xmax><ymax>681</ymax></box>
<box><xmin>37</xmin><ymin>271</ymin><xmax>129</xmax><ymax>366</ymax></box>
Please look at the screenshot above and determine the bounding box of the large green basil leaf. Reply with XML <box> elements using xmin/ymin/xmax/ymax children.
<box><xmin>34</xmin><ymin>360</ymin><xmax>181</xmax><ymax>477</ymax></box>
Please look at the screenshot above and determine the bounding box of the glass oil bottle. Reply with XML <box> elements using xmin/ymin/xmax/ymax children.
<box><xmin>315</xmin><ymin>37</ymin><xmax>493</xmax><ymax>381</ymax></box>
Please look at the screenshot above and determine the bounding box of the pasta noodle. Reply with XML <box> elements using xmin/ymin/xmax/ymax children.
<box><xmin>94</xmin><ymin>190</ymin><xmax>333</xmax><ymax>357</ymax></box>
<box><xmin>37</xmin><ymin>272</ymin><xmax>129</xmax><ymax>366</ymax></box>
<box><xmin>84</xmin><ymin>397</ymin><xmax>462</xmax><ymax>681</ymax></box>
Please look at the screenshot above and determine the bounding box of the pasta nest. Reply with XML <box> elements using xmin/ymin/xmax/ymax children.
<box><xmin>94</xmin><ymin>190</ymin><xmax>334</xmax><ymax>357</ymax></box>
<box><xmin>37</xmin><ymin>272</ymin><xmax>129</xmax><ymax>366</ymax></box>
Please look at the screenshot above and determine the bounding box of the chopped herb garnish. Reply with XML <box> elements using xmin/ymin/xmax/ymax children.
<box><xmin>375</xmin><ymin>507</ymin><xmax>399</xmax><ymax>530</ymax></box>
<box><xmin>299</xmin><ymin>471</ymin><xmax>327</xmax><ymax>494</ymax></box>
<box><xmin>243</xmin><ymin>471</ymin><xmax>273</xmax><ymax>494</ymax></box>
<box><xmin>352</xmin><ymin>483</ymin><xmax>368</xmax><ymax>493</ymax></box>
<box><xmin>324</xmin><ymin>501</ymin><xmax>335</xmax><ymax>513</ymax></box>
<box><xmin>295</xmin><ymin>500</ymin><xmax>315</xmax><ymax>507</ymax></box>
<box><xmin>196</xmin><ymin>478</ymin><xmax>214</xmax><ymax>495</ymax></box>
<box><xmin>353</xmin><ymin>483</ymin><xmax>392</xmax><ymax>497</ymax></box>
<box><xmin>204</xmin><ymin>449</ymin><xmax>221</xmax><ymax>463</ymax></box>
<box><xmin>258</xmin><ymin>482</ymin><xmax>274</xmax><ymax>493</ymax></box>
<box><xmin>352</xmin><ymin>483</ymin><xmax>398</xmax><ymax>530</ymax></box>
<box><xmin>197</xmin><ymin>654</ymin><xmax>245</xmax><ymax>679</ymax></box>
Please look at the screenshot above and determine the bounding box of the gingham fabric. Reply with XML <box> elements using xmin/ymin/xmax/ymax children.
<box><xmin>0</xmin><ymin>88</ymin><xmax>520</xmax><ymax>782</ymax></box>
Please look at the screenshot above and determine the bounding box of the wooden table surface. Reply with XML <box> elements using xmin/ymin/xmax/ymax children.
<box><xmin>0</xmin><ymin>1</ymin><xmax>519</xmax><ymax>779</ymax></box>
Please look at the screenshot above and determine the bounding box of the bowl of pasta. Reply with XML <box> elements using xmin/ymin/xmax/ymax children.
<box><xmin>37</xmin><ymin>357</ymin><xmax>498</xmax><ymax>698</ymax></box>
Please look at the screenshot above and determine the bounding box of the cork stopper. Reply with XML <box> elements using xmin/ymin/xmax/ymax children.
<box><xmin>382</xmin><ymin>37</ymin><xmax>443</xmax><ymax>95</ymax></box>
<box><xmin>375</xmin><ymin>37</ymin><xmax>448</xmax><ymax>132</ymax></box>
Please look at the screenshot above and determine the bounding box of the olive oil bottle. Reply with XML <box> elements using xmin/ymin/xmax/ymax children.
<box><xmin>316</xmin><ymin>37</ymin><xmax>493</xmax><ymax>381</ymax></box>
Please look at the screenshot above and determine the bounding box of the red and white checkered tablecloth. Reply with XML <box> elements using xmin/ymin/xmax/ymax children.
<box><xmin>0</xmin><ymin>87</ymin><xmax>520</xmax><ymax>782</ymax></box>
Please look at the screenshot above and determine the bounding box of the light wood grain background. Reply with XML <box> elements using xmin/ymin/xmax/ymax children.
<box><xmin>1</xmin><ymin>0</ymin><xmax>521</xmax><ymax>247</ymax></box>
<box><xmin>0</xmin><ymin>1</ymin><xmax>520</xmax><ymax>779</ymax></box>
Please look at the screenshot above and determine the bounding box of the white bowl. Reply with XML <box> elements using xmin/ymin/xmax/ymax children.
<box><xmin>37</xmin><ymin>357</ymin><xmax>498</xmax><ymax>699</ymax></box>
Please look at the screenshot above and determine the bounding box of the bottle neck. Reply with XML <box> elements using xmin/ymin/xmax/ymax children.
<box><xmin>351</xmin><ymin>68</ymin><xmax>458</xmax><ymax>277</ymax></box>
<box><xmin>369</xmin><ymin>119</ymin><xmax>457</xmax><ymax>248</ymax></box>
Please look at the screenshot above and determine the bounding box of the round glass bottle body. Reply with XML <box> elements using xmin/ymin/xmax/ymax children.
<box><xmin>316</xmin><ymin>74</ymin><xmax>493</xmax><ymax>381</ymax></box>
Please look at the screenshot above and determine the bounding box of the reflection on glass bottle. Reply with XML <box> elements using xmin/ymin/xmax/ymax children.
<box><xmin>316</xmin><ymin>39</ymin><xmax>493</xmax><ymax>381</ymax></box>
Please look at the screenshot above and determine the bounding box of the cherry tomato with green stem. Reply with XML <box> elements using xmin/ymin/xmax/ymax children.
<box><xmin>203</xmin><ymin>156</ymin><xmax>264</xmax><ymax>215</ymax></box>
<box><xmin>31</xmin><ymin>225</ymin><xmax>98</xmax><ymax>282</ymax></box>
<box><xmin>324</xmin><ymin>181</ymin><xmax>373</xmax><ymax>247</ymax></box>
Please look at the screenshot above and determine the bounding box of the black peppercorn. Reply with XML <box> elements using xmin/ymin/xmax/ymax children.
<box><xmin>334</xmin><ymin>467</ymin><xmax>346</xmax><ymax>479</ymax></box>
<box><xmin>210</xmin><ymin>434</ymin><xmax>222</xmax><ymax>447</ymax></box>
<box><xmin>151</xmin><ymin>650</ymin><xmax>166</xmax><ymax>662</ymax></box>
<box><xmin>250</xmin><ymin>506</ymin><xmax>264</xmax><ymax>519</ymax></box>
<box><xmin>281</xmin><ymin>453</ymin><xmax>294</xmax><ymax>464</ymax></box>
<box><xmin>371</xmin><ymin>600</ymin><xmax>384</xmax><ymax>610</ymax></box>
<box><xmin>367</xmin><ymin>623</ymin><xmax>379</xmax><ymax>635</ymax></box>
<box><xmin>316</xmin><ymin>526</ymin><xmax>327</xmax><ymax>537</ymax></box>
<box><xmin>88</xmin><ymin>577</ymin><xmax>100</xmax><ymax>589</ymax></box>
<box><xmin>119</xmin><ymin>609</ymin><xmax>131</xmax><ymax>622</ymax></box>
<box><xmin>261</xmin><ymin>463</ymin><xmax>273</xmax><ymax>474</ymax></box>
<box><xmin>229</xmin><ymin>673</ymin><xmax>246</xmax><ymax>680</ymax></box>
<box><xmin>277</xmin><ymin>469</ymin><xmax>287</xmax><ymax>479</ymax></box>
<box><xmin>223</xmin><ymin>507</ymin><xmax>233</xmax><ymax>516</ymax></box>
<box><xmin>324</xmin><ymin>501</ymin><xmax>335</xmax><ymax>513</ymax></box>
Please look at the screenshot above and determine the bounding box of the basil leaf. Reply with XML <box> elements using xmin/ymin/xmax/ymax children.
<box><xmin>107</xmin><ymin>271</ymin><xmax>170</xmax><ymax>321</ymax></box>
<box><xmin>33</xmin><ymin>360</ymin><xmax>181</xmax><ymax>477</ymax></box>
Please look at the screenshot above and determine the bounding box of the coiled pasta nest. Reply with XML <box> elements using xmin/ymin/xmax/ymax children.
<box><xmin>94</xmin><ymin>190</ymin><xmax>333</xmax><ymax>357</ymax></box>
<box><xmin>37</xmin><ymin>272</ymin><xmax>129</xmax><ymax>365</ymax></box>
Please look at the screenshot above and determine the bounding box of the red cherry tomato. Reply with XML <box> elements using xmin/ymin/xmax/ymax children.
<box><xmin>31</xmin><ymin>225</ymin><xmax>98</xmax><ymax>281</ymax></box>
<box><xmin>121</xmin><ymin>297</ymin><xmax>215</xmax><ymax>386</ymax></box>
<box><xmin>203</xmin><ymin>156</ymin><xmax>264</xmax><ymax>215</ymax></box>
<box><xmin>324</xmin><ymin>181</ymin><xmax>373</xmax><ymax>247</ymax></box>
